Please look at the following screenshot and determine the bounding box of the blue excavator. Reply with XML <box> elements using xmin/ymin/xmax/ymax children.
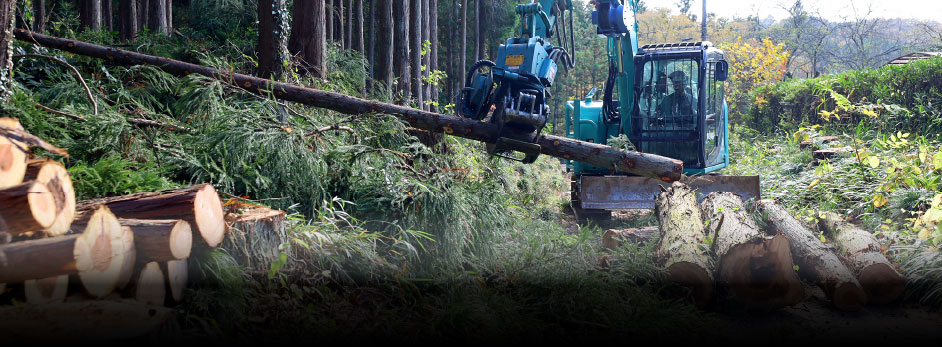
<box><xmin>457</xmin><ymin>0</ymin><xmax>759</xmax><ymax>215</ymax></box>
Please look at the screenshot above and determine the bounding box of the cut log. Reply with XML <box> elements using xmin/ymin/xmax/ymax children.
<box><xmin>654</xmin><ymin>182</ymin><xmax>714</xmax><ymax>307</ymax></box>
<box><xmin>76</xmin><ymin>184</ymin><xmax>225</xmax><ymax>248</ymax></box>
<box><xmin>131</xmin><ymin>262</ymin><xmax>165</xmax><ymax>306</ymax></box>
<box><xmin>701</xmin><ymin>192</ymin><xmax>803</xmax><ymax>310</ymax></box>
<box><xmin>162</xmin><ymin>259</ymin><xmax>187</xmax><ymax>303</ymax></box>
<box><xmin>12</xmin><ymin>29</ymin><xmax>685</xmax><ymax>181</ymax></box>
<box><xmin>799</xmin><ymin>136</ymin><xmax>839</xmax><ymax>149</ymax></box>
<box><xmin>24</xmin><ymin>275</ymin><xmax>69</xmax><ymax>303</ymax></box>
<box><xmin>0</xmin><ymin>234</ymin><xmax>92</xmax><ymax>283</ymax></box>
<box><xmin>23</xmin><ymin>159</ymin><xmax>76</xmax><ymax>236</ymax></box>
<box><xmin>813</xmin><ymin>146</ymin><xmax>851</xmax><ymax>160</ymax></box>
<box><xmin>115</xmin><ymin>226</ymin><xmax>136</xmax><ymax>289</ymax></box>
<box><xmin>74</xmin><ymin>218</ymin><xmax>191</xmax><ymax>263</ymax></box>
<box><xmin>816</xmin><ymin>211</ymin><xmax>906</xmax><ymax>304</ymax></box>
<box><xmin>757</xmin><ymin>200</ymin><xmax>866</xmax><ymax>310</ymax></box>
<box><xmin>223</xmin><ymin>203</ymin><xmax>286</xmax><ymax>267</ymax></box>
<box><xmin>0</xmin><ymin>118</ymin><xmax>28</xmax><ymax>189</ymax></box>
<box><xmin>602</xmin><ymin>226</ymin><xmax>659</xmax><ymax>251</ymax></box>
<box><xmin>0</xmin><ymin>181</ymin><xmax>57</xmax><ymax>235</ymax></box>
<box><xmin>75</xmin><ymin>206</ymin><xmax>131</xmax><ymax>298</ymax></box>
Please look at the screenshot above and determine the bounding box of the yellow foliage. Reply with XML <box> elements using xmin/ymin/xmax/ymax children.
<box><xmin>719</xmin><ymin>37</ymin><xmax>790</xmax><ymax>113</ymax></box>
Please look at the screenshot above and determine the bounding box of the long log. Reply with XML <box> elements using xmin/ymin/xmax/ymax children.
<box><xmin>0</xmin><ymin>118</ymin><xmax>28</xmax><ymax>189</ymax></box>
<box><xmin>0</xmin><ymin>234</ymin><xmax>92</xmax><ymax>283</ymax></box>
<box><xmin>73</xmin><ymin>218</ymin><xmax>192</xmax><ymax>262</ymax></box>
<box><xmin>654</xmin><ymin>182</ymin><xmax>713</xmax><ymax>307</ymax></box>
<box><xmin>23</xmin><ymin>159</ymin><xmax>76</xmax><ymax>237</ymax></box>
<box><xmin>702</xmin><ymin>192</ymin><xmax>803</xmax><ymax>310</ymax></box>
<box><xmin>12</xmin><ymin>29</ymin><xmax>684</xmax><ymax>182</ymax></box>
<box><xmin>757</xmin><ymin>200</ymin><xmax>866</xmax><ymax>310</ymax></box>
<box><xmin>816</xmin><ymin>211</ymin><xmax>906</xmax><ymax>304</ymax></box>
<box><xmin>76</xmin><ymin>184</ymin><xmax>224</xmax><ymax>248</ymax></box>
<box><xmin>0</xmin><ymin>181</ymin><xmax>58</xmax><ymax>236</ymax></box>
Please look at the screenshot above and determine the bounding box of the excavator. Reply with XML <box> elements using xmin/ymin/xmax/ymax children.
<box><xmin>457</xmin><ymin>0</ymin><xmax>759</xmax><ymax>217</ymax></box>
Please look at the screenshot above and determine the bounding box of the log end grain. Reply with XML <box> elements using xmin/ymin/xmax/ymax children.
<box><xmin>169</xmin><ymin>220</ymin><xmax>193</xmax><ymax>260</ymax></box>
<box><xmin>164</xmin><ymin>259</ymin><xmax>187</xmax><ymax>303</ymax></box>
<box><xmin>717</xmin><ymin>233</ymin><xmax>805</xmax><ymax>310</ymax></box>
<box><xmin>77</xmin><ymin>207</ymin><xmax>130</xmax><ymax>298</ymax></box>
<box><xmin>25</xmin><ymin>159</ymin><xmax>75</xmax><ymax>236</ymax></box>
<box><xmin>667</xmin><ymin>261</ymin><xmax>714</xmax><ymax>308</ymax></box>
<box><xmin>24</xmin><ymin>275</ymin><xmax>69</xmax><ymax>304</ymax></box>
<box><xmin>858</xmin><ymin>262</ymin><xmax>906</xmax><ymax>305</ymax></box>
<box><xmin>116</xmin><ymin>226</ymin><xmax>137</xmax><ymax>290</ymax></box>
<box><xmin>134</xmin><ymin>262</ymin><xmax>165</xmax><ymax>306</ymax></box>
<box><xmin>194</xmin><ymin>184</ymin><xmax>225</xmax><ymax>248</ymax></box>
<box><xmin>0</xmin><ymin>181</ymin><xmax>57</xmax><ymax>234</ymax></box>
<box><xmin>832</xmin><ymin>281</ymin><xmax>868</xmax><ymax>310</ymax></box>
<box><xmin>0</xmin><ymin>118</ymin><xmax>27</xmax><ymax>189</ymax></box>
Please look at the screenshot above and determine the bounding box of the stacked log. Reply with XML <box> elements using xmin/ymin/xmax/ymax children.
<box><xmin>654</xmin><ymin>182</ymin><xmax>714</xmax><ymax>307</ymax></box>
<box><xmin>757</xmin><ymin>200</ymin><xmax>867</xmax><ymax>310</ymax></box>
<box><xmin>702</xmin><ymin>192</ymin><xmax>803</xmax><ymax>310</ymax></box>
<box><xmin>816</xmin><ymin>211</ymin><xmax>906</xmax><ymax>304</ymax></box>
<box><xmin>0</xmin><ymin>118</ymin><xmax>28</xmax><ymax>189</ymax></box>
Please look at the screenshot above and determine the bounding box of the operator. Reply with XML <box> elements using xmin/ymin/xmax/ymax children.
<box><xmin>658</xmin><ymin>71</ymin><xmax>697</xmax><ymax>116</ymax></box>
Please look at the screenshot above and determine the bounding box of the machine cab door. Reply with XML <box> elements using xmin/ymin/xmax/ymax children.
<box><xmin>704</xmin><ymin>57</ymin><xmax>728</xmax><ymax>169</ymax></box>
<box><xmin>634</xmin><ymin>57</ymin><xmax>701</xmax><ymax>165</ymax></box>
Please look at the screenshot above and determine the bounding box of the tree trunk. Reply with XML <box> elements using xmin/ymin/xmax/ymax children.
<box><xmin>345</xmin><ymin>0</ymin><xmax>353</xmax><ymax>51</ymax></box>
<box><xmin>367</xmin><ymin>0</ymin><xmax>375</xmax><ymax>81</ymax></box>
<box><xmin>0</xmin><ymin>233</ymin><xmax>92</xmax><ymax>283</ymax></box>
<box><xmin>0</xmin><ymin>0</ymin><xmax>14</xmax><ymax>101</ymax></box>
<box><xmin>81</xmin><ymin>0</ymin><xmax>102</xmax><ymax>31</ymax></box>
<box><xmin>757</xmin><ymin>200</ymin><xmax>867</xmax><ymax>310</ymax></box>
<box><xmin>411</xmin><ymin>0</ymin><xmax>422</xmax><ymax>109</ymax></box>
<box><xmin>288</xmin><ymin>0</ymin><xmax>326</xmax><ymax>78</ymax></box>
<box><xmin>222</xmin><ymin>204</ymin><xmax>287</xmax><ymax>268</ymax></box>
<box><xmin>118</xmin><ymin>0</ymin><xmax>137</xmax><ymax>42</ymax></box>
<box><xmin>74</xmin><ymin>206</ymin><xmax>131</xmax><ymax>298</ymax></box>
<box><xmin>164</xmin><ymin>0</ymin><xmax>171</xmax><ymax>34</ymax></box>
<box><xmin>394</xmin><ymin>0</ymin><xmax>410</xmax><ymax>103</ymax></box>
<box><xmin>75</xmin><ymin>183</ymin><xmax>225</xmax><ymax>249</ymax></box>
<box><xmin>13</xmin><ymin>29</ymin><xmax>686</xmax><ymax>181</ymax></box>
<box><xmin>352</xmin><ymin>0</ymin><xmax>364</xmax><ymax>55</ymax></box>
<box><xmin>0</xmin><ymin>181</ymin><xmax>57</xmax><ymax>235</ymax></box>
<box><xmin>24</xmin><ymin>274</ymin><xmax>68</xmax><ymax>303</ymax></box>
<box><xmin>702</xmin><ymin>192</ymin><xmax>803</xmax><ymax>310</ymax></box>
<box><xmin>23</xmin><ymin>159</ymin><xmax>76</xmax><ymax>237</ymax></box>
<box><xmin>326</xmin><ymin>0</ymin><xmax>333</xmax><ymax>43</ymax></box>
<box><xmin>0</xmin><ymin>118</ymin><xmax>28</xmax><ymax>188</ymax></box>
<box><xmin>816</xmin><ymin>211</ymin><xmax>906</xmax><ymax>304</ymax></box>
<box><xmin>429</xmin><ymin>0</ymin><xmax>438</xmax><ymax>112</ymax></box>
<box><xmin>31</xmin><ymin>0</ymin><xmax>45</xmax><ymax>33</ymax></box>
<box><xmin>475</xmin><ymin>0</ymin><xmax>483</xmax><ymax>61</ymax></box>
<box><xmin>602</xmin><ymin>226</ymin><xmax>659</xmax><ymax>250</ymax></box>
<box><xmin>102</xmin><ymin>0</ymin><xmax>113</xmax><ymax>30</ymax></box>
<box><xmin>654</xmin><ymin>182</ymin><xmax>714</xmax><ymax>307</ymax></box>
<box><xmin>256</xmin><ymin>0</ymin><xmax>289</xmax><ymax>79</ymax></box>
<box><xmin>373</xmin><ymin>0</ymin><xmax>393</xmax><ymax>99</ymax></box>
<box><xmin>147</xmin><ymin>0</ymin><xmax>167</xmax><ymax>35</ymax></box>
<box><xmin>136</xmin><ymin>0</ymin><xmax>146</xmax><ymax>32</ymax></box>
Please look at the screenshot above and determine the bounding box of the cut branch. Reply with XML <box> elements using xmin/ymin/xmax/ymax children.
<box><xmin>12</xmin><ymin>29</ymin><xmax>684</xmax><ymax>181</ymax></box>
<box><xmin>13</xmin><ymin>53</ymin><xmax>98</xmax><ymax>115</ymax></box>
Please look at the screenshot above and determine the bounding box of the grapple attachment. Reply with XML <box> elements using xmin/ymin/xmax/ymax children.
<box><xmin>577</xmin><ymin>175</ymin><xmax>761</xmax><ymax>209</ymax></box>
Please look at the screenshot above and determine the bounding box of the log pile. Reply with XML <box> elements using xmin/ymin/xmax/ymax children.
<box><xmin>0</xmin><ymin>118</ymin><xmax>273</xmax><ymax>308</ymax></box>
<box><xmin>618</xmin><ymin>181</ymin><xmax>906</xmax><ymax>311</ymax></box>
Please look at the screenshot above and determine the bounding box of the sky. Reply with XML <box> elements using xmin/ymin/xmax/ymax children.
<box><xmin>634</xmin><ymin>0</ymin><xmax>942</xmax><ymax>22</ymax></box>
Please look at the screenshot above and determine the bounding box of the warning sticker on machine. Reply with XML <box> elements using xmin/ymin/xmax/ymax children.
<box><xmin>505</xmin><ymin>55</ymin><xmax>524</xmax><ymax>67</ymax></box>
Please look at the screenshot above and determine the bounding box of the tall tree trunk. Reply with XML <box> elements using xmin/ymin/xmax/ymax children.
<box><xmin>102</xmin><ymin>0</ymin><xmax>112</xmax><ymax>30</ymax></box>
<box><xmin>475</xmin><ymin>0</ymin><xmax>482</xmax><ymax>61</ymax></box>
<box><xmin>81</xmin><ymin>0</ymin><xmax>102</xmax><ymax>31</ymax></box>
<box><xmin>287</xmin><ymin>0</ymin><xmax>326</xmax><ymax>78</ymax></box>
<box><xmin>460</xmin><ymin>0</ymin><xmax>466</xmax><ymax>100</ymax></box>
<box><xmin>337</xmin><ymin>0</ymin><xmax>345</xmax><ymax>48</ymax></box>
<box><xmin>429</xmin><ymin>0</ymin><xmax>438</xmax><ymax>112</ymax></box>
<box><xmin>368</xmin><ymin>0</ymin><xmax>375</xmax><ymax>79</ymax></box>
<box><xmin>136</xmin><ymin>0</ymin><xmax>146</xmax><ymax>32</ymax></box>
<box><xmin>393</xmin><ymin>0</ymin><xmax>410</xmax><ymax>103</ymax></box>
<box><xmin>352</xmin><ymin>0</ymin><xmax>363</xmax><ymax>55</ymax></box>
<box><xmin>373</xmin><ymin>0</ymin><xmax>393</xmax><ymax>99</ymax></box>
<box><xmin>118</xmin><ymin>0</ymin><xmax>137</xmax><ymax>42</ymax></box>
<box><xmin>147</xmin><ymin>0</ymin><xmax>167</xmax><ymax>35</ymax></box>
<box><xmin>326</xmin><ymin>0</ymin><xmax>333</xmax><ymax>42</ymax></box>
<box><xmin>345</xmin><ymin>0</ymin><xmax>353</xmax><ymax>51</ymax></box>
<box><xmin>256</xmin><ymin>0</ymin><xmax>289</xmax><ymax>79</ymax></box>
<box><xmin>411</xmin><ymin>0</ymin><xmax>423</xmax><ymax>109</ymax></box>
<box><xmin>32</xmin><ymin>0</ymin><xmax>45</xmax><ymax>33</ymax></box>
<box><xmin>0</xmin><ymin>0</ymin><xmax>14</xmax><ymax>101</ymax></box>
<box><xmin>164</xmin><ymin>0</ymin><xmax>171</xmax><ymax>34</ymax></box>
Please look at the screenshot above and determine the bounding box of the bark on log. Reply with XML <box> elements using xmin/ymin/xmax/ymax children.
<box><xmin>655</xmin><ymin>182</ymin><xmax>713</xmax><ymax>307</ymax></box>
<box><xmin>24</xmin><ymin>274</ymin><xmax>68</xmax><ymax>303</ymax></box>
<box><xmin>0</xmin><ymin>181</ymin><xmax>57</xmax><ymax>235</ymax></box>
<box><xmin>76</xmin><ymin>183</ymin><xmax>224</xmax><ymax>248</ymax></box>
<box><xmin>0</xmin><ymin>234</ymin><xmax>92</xmax><ymax>283</ymax></box>
<box><xmin>0</xmin><ymin>118</ymin><xmax>27</xmax><ymax>189</ymax></box>
<box><xmin>816</xmin><ymin>211</ymin><xmax>906</xmax><ymax>304</ymax></box>
<box><xmin>162</xmin><ymin>258</ymin><xmax>186</xmax><ymax>303</ymax></box>
<box><xmin>12</xmin><ymin>29</ymin><xmax>684</xmax><ymax>181</ymax></box>
<box><xmin>702</xmin><ymin>192</ymin><xmax>803</xmax><ymax>310</ymax></box>
<box><xmin>23</xmin><ymin>159</ymin><xmax>75</xmax><ymax>236</ymax></box>
<box><xmin>757</xmin><ymin>200</ymin><xmax>866</xmax><ymax>310</ymax></box>
<box><xmin>75</xmin><ymin>206</ymin><xmax>131</xmax><ymax>298</ymax></box>
<box><xmin>123</xmin><ymin>219</ymin><xmax>191</xmax><ymax>262</ymax></box>
<box><xmin>222</xmin><ymin>203</ymin><xmax>286</xmax><ymax>268</ymax></box>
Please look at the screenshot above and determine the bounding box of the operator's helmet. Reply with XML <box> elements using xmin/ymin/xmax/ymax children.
<box><xmin>668</xmin><ymin>70</ymin><xmax>687</xmax><ymax>84</ymax></box>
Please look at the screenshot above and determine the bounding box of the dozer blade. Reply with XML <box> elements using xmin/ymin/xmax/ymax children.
<box><xmin>578</xmin><ymin>175</ymin><xmax>761</xmax><ymax>210</ymax></box>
